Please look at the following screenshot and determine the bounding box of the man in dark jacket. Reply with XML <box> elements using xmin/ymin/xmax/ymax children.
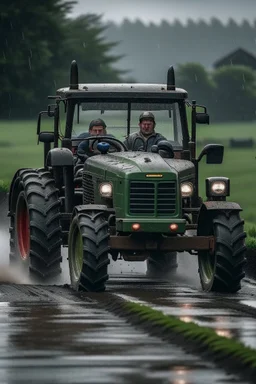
<box><xmin>123</xmin><ymin>111</ymin><xmax>167</xmax><ymax>151</ymax></box>
<box><xmin>77</xmin><ymin>118</ymin><xmax>115</xmax><ymax>156</ymax></box>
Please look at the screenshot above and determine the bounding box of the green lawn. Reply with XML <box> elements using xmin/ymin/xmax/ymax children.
<box><xmin>0</xmin><ymin>119</ymin><xmax>255</xmax><ymax>224</ymax></box>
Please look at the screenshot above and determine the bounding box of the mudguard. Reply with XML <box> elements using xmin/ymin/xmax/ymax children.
<box><xmin>46</xmin><ymin>148</ymin><xmax>74</xmax><ymax>167</ymax></box>
<box><xmin>8</xmin><ymin>168</ymin><xmax>30</xmax><ymax>212</ymax></box>
<box><xmin>197</xmin><ymin>201</ymin><xmax>243</xmax><ymax>235</ymax></box>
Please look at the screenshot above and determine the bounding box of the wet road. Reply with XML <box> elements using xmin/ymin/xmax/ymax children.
<box><xmin>0</xmin><ymin>284</ymin><xmax>250</xmax><ymax>384</ymax></box>
<box><xmin>0</xmin><ymin>196</ymin><xmax>255</xmax><ymax>383</ymax></box>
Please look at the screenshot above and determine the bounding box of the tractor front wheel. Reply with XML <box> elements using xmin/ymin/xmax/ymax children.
<box><xmin>198</xmin><ymin>211</ymin><xmax>246</xmax><ymax>293</ymax></box>
<box><xmin>68</xmin><ymin>210</ymin><xmax>110</xmax><ymax>292</ymax></box>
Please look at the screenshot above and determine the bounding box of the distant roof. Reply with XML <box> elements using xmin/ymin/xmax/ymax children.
<box><xmin>56</xmin><ymin>83</ymin><xmax>188</xmax><ymax>100</ymax></box>
<box><xmin>213</xmin><ymin>48</ymin><xmax>256</xmax><ymax>69</ymax></box>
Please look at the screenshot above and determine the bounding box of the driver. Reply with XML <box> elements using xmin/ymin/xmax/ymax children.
<box><xmin>77</xmin><ymin>118</ymin><xmax>114</xmax><ymax>157</ymax></box>
<box><xmin>123</xmin><ymin>112</ymin><xmax>167</xmax><ymax>151</ymax></box>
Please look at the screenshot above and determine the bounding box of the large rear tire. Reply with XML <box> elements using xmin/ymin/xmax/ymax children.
<box><xmin>198</xmin><ymin>211</ymin><xmax>246</xmax><ymax>293</ymax></box>
<box><xmin>146</xmin><ymin>251</ymin><xmax>178</xmax><ymax>279</ymax></box>
<box><xmin>9</xmin><ymin>169</ymin><xmax>62</xmax><ymax>277</ymax></box>
<box><xmin>68</xmin><ymin>210</ymin><xmax>110</xmax><ymax>292</ymax></box>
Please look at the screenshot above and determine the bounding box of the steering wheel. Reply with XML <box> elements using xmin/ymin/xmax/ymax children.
<box><xmin>77</xmin><ymin>135</ymin><xmax>127</xmax><ymax>162</ymax></box>
<box><xmin>90</xmin><ymin>136</ymin><xmax>127</xmax><ymax>153</ymax></box>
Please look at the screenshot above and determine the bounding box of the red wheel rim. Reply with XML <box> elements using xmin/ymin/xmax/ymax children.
<box><xmin>17</xmin><ymin>195</ymin><xmax>30</xmax><ymax>260</ymax></box>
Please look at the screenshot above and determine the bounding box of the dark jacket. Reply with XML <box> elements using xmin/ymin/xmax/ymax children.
<box><xmin>123</xmin><ymin>131</ymin><xmax>167</xmax><ymax>151</ymax></box>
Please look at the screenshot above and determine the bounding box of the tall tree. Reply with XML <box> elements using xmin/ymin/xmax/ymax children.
<box><xmin>0</xmin><ymin>0</ymin><xmax>75</xmax><ymax>117</ymax></box>
<box><xmin>0</xmin><ymin>1</ymin><xmax>125</xmax><ymax>118</ymax></box>
<box><xmin>57</xmin><ymin>14</ymin><xmax>125</xmax><ymax>86</ymax></box>
<box><xmin>176</xmin><ymin>62</ymin><xmax>215</xmax><ymax>105</ymax></box>
<box><xmin>212</xmin><ymin>65</ymin><xmax>256</xmax><ymax>121</ymax></box>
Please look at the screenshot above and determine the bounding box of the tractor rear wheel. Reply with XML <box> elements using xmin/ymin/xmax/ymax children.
<box><xmin>9</xmin><ymin>169</ymin><xmax>62</xmax><ymax>277</ymax></box>
<box><xmin>198</xmin><ymin>211</ymin><xmax>246</xmax><ymax>293</ymax></box>
<box><xmin>146</xmin><ymin>251</ymin><xmax>178</xmax><ymax>279</ymax></box>
<box><xmin>68</xmin><ymin>210</ymin><xmax>110</xmax><ymax>292</ymax></box>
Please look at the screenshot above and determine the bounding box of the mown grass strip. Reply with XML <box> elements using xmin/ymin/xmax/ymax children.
<box><xmin>0</xmin><ymin>180</ymin><xmax>8</xmax><ymax>193</ymax></box>
<box><xmin>124</xmin><ymin>302</ymin><xmax>256</xmax><ymax>365</ymax></box>
<box><xmin>103</xmin><ymin>298</ymin><xmax>256</xmax><ymax>379</ymax></box>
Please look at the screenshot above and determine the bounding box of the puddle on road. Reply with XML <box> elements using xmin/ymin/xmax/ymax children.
<box><xmin>0</xmin><ymin>297</ymin><xmax>248</xmax><ymax>384</ymax></box>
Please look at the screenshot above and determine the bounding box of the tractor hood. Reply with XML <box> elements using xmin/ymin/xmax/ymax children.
<box><xmin>84</xmin><ymin>151</ymin><xmax>195</xmax><ymax>180</ymax></box>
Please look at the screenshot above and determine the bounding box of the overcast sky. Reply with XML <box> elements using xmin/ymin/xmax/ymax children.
<box><xmin>70</xmin><ymin>0</ymin><xmax>256</xmax><ymax>24</ymax></box>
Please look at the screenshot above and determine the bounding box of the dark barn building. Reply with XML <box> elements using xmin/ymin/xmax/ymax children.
<box><xmin>213</xmin><ymin>48</ymin><xmax>256</xmax><ymax>70</ymax></box>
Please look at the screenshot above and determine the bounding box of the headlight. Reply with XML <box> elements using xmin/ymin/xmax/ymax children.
<box><xmin>206</xmin><ymin>177</ymin><xmax>230</xmax><ymax>197</ymax></box>
<box><xmin>181</xmin><ymin>182</ymin><xmax>194</xmax><ymax>197</ymax></box>
<box><xmin>99</xmin><ymin>182</ymin><xmax>112</xmax><ymax>198</ymax></box>
<box><xmin>211</xmin><ymin>181</ymin><xmax>226</xmax><ymax>194</ymax></box>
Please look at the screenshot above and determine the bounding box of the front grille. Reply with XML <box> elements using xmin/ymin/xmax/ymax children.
<box><xmin>157</xmin><ymin>182</ymin><xmax>176</xmax><ymax>214</ymax></box>
<box><xmin>130</xmin><ymin>182</ymin><xmax>155</xmax><ymax>214</ymax></box>
<box><xmin>129</xmin><ymin>181</ymin><xmax>176</xmax><ymax>215</ymax></box>
<box><xmin>82</xmin><ymin>173</ymin><xmax>94</xmax><ymax>204</ymax></box>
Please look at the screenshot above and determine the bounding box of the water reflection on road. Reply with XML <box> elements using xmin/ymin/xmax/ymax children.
<box><xmin>0</xmin><ymin>291</ymin><xmax>244</xmax><ymax>384</ymax></box>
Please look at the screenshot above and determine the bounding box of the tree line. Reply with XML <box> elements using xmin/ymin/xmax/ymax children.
<box><xmin>0</xmin><ymin>1</ymin><xmax>255</xmax><ymax>122</ymax></box>
<box><xmin>105</xmin><ymin>18</ymin><xmax>256</xmax><ymax>83</ymax></box>
<box><xmin>176</xmin><ymin>63</ymin><xmax>256</xmax><ymax>122</ymax></box>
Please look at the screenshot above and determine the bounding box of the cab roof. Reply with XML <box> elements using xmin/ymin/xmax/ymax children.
<box><xmin>56</xmin><ymin>83</ymin><xmax>188</xmax><ymax>100</ymax></box>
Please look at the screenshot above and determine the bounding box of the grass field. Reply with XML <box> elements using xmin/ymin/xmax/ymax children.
<box><xmin>0</xmin><ymin>119</ymin><xmax>255</xmax><ymax>226</ymax></box>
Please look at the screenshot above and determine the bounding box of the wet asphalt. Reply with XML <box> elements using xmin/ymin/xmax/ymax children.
<box><xmin>0</xmin><ymin>195</ymin><xmax>255</xmax><ymax>383</ymax></box>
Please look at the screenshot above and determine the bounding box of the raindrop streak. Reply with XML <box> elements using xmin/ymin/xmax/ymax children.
<box><xmin>194</xmin><ymin>74</ymin><xmax>198</xmax><ymax>82</ymax></box>
<box><xmin>28</xmin><ymin>57</ymin><xmax>32</xmax><ymax>70</ymax></box>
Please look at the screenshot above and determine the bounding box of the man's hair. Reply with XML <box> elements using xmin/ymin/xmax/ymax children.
<box><xmin>89</xmin><ymin>118</ymin><xmax>107</xmax><ymax>130</ymax></box>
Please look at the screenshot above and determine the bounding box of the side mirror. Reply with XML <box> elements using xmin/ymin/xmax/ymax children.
<box><xmin>196</xmin><ymin>112</ymin><xmax>209</xmax><ymax>124</ymax></box>
<box><xmin>197</xmin><ymin>144</ymin><xmax>224</xmax><ymax>164</ymax></box>
<box><xmin>38</xmin><ymin>132</ymin><xmax>55</xmax><ymax>144</ymax></box>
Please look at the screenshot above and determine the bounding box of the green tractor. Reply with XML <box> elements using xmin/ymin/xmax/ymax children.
<box><xmin>8</xmin><ymin>60</ymin><xmax>246</xmax><ymax>293</ymax></box>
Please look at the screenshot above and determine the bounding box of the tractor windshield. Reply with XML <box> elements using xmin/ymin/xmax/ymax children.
<box><xmin>72</xmin><ymin>101</ymin><xmax>183</xmax><ymax>149</ymax></box>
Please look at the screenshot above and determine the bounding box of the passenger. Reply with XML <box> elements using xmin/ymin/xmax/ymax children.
<box><xmin>123</xmin><ymin>112</ymin><xmax>167</xmax><ymax>151</ymax></box>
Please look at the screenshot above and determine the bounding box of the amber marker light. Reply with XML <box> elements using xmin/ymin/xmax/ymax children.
<box><xmin>132</xmin><ymin>223</ymin><xmax>141</xmax><ymax>231</ymax></box>
<box><xmin>169</xmin><ymin>223</ymin><xmax>178</xmax><ymax>231</ymax></box>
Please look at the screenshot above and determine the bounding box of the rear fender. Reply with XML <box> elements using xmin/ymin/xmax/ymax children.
<box><xmin>197</xmin><ymin>201</ymin><xmax>242</xmax><ymax>235</ymax></box>
<box><xmin>8</xmin><ymin>168</ymin><xmax>29</xmax><ymax>213</ymax></box>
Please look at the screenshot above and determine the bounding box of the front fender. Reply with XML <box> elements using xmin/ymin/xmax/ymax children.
<box><xmin>197</xmin><ymin>201</ymin><xmax>243</xmax><ymax>235</ymax></box>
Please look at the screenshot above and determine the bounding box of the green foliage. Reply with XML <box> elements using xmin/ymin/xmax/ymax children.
<box><xmin>176</xmin><ymin>63</ymin><xmax>256</xmax><ymax>123</ymax></box>
<box><xmin>244</xmin><ymin>223</ymin><xmax>256</xmax><ymax>238</ymax></box>
<box><xmin>0</xmin><ymin>180</ymin><xmax>8</xmax><ymax>192</ymax></box>
<box><xmin>0</xmin><ymin>0</ymin><xmax>75</xmax><ymax>118</ymax></box>
<box><xmin>246</xmin><ymin>237</ymin><xmax>256</xmax><ymax>250</ymax></box>
<box><xmin>212</xmin><ymin>65</ymin><xmax>256</xmax><ymax>122</ymax></box>
<box><xmin>0</xmin><ymin>1</ymin><xmax>124</xmax><ymax>119</ymax></box>
<box><xmin>176</xmin><ymin>63</ymin><xmax>215</xmax><ymax>105</ymax></box>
